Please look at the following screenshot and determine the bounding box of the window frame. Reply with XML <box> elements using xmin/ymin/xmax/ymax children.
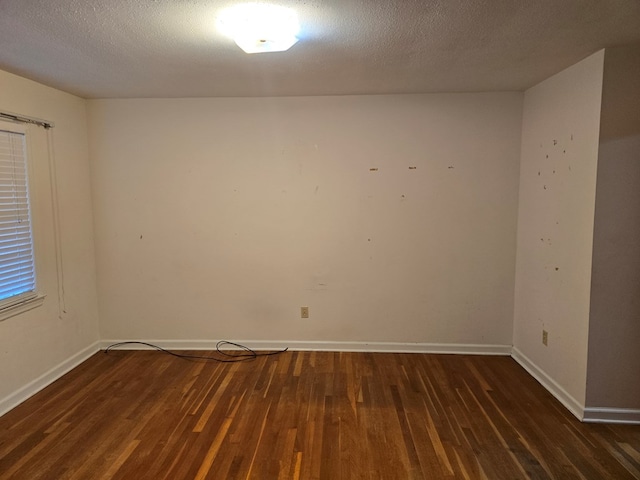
<box><xmin>0</xmin><ymin>119</ymin><xmax>45</xmax><ymax>321</ymax></box>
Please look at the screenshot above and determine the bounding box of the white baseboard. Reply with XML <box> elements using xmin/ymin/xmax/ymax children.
<box><xmin>100</xmin><ymin>339</ymin><xmax>512</xmax><ymax>356</ymax></box>
<box><xmin>0</xmin><ymin>341</ymin><xmax>101</xmax><ymax>418</ymax></box>
<box><xmin>511</xmin><ymin>347</ymin><xmax>585</xmax><ymax>421</ymax></box>
<box><xmin>583</xmin><ymin>407</ymin><xmax>640</xmax><ymax>424</ymax></box>
<box><xmin>5</xmin><ymin>339</ymin><xmax>637</xmax><ymax>425</ymax></box>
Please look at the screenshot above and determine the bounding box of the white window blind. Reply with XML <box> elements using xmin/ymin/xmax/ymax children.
<box><xmin>0</xmin><ymin>126</ymin><xmax>36</xmax><ymax>306</ymax></box>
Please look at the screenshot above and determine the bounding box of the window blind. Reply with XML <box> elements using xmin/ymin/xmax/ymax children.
<box><xmin>0</xmin><ymin>127</ymin><xmax>36</xmax><ymax>305</ymax></box>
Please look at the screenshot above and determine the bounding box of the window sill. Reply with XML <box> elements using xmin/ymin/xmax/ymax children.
<box><xmin>0</xmin><ymin>294</ymin><xmax>46</xmax><ymax>322</ymax></box>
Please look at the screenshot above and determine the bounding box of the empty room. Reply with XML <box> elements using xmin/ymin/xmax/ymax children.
<box><xmin>1</xmin><ymin>1</ymin><xmax>639</xmax><ymax>478</ymax></box>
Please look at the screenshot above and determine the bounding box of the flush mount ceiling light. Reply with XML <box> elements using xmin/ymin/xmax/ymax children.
<box><xmin>216</xmin><ymin>3</ymin><xmax>300</xmax><ymax>54</ymax></box>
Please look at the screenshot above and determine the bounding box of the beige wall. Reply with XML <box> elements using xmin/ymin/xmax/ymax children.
<box><xmin>0</xmin><ymin>70</ymin><xmax>100</xmax><ymax>409</ymax></box>
<box><xmin>3</xmin><ymin>48</ymin><xmax>638</xmax><ymax>422</ymax></box>
<box><xmin>513</xmin><ymin>51</ymin><xmax>604</xmax><ymax>406</ymax></box>
<box><xmin>88</xmin><ymin>93</ymin><xmax>522</xmax><ymax>346</ymax></box>
<box><xmin>587</xmin><ymin>44</ymin><xmax>640</xmax><ymax>410</ymax></box>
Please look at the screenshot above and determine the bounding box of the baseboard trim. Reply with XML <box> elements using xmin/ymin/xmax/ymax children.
<box><xmin>0</xmin><ymin>341</ymin><xmax>101</xmax><ymax>418</ymax></box>
<box><xmin>100</xmin><ymin>339</ymin><xmax>512</xmax><ymax>356</ymax></box>
<box><xmin>3</xmin><ymin>339</ymin><xmax>637</xmax><ymax>424</ymax></box>
<box><xmin>583</xmin><ymin>407</ymin><xmax>640</xmax><ymax>424</ymax></box>
<box><xmin>511</xmin><ymin>347</ymin><xmax>585</xmax><ymax>421</ymax></box>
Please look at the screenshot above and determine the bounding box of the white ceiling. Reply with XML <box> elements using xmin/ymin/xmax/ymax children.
<box><xmin>1</xmin><ymin>0</ymin><xmax>640</xmax><ymax>99</ymax></box>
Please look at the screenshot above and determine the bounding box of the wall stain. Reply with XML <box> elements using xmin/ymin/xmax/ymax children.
<box><xmin>369</xmin><ymin>168</ymin><xmax>378</xmax><ymax>172</ymax></box>
<box><xmin>409</xmin><ymin>166</ymin><xmax>417</xmax><ymax>170</ymax></box>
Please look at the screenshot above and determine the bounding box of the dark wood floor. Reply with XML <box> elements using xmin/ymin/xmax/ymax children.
<box><xmin>0</xmin><ymin>350</ymin><xmax>639</xmax><ymax>479</ymax></box>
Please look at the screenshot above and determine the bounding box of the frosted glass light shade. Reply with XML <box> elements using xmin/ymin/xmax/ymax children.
<box><xmin>217</xmin><ymin>3</ymin><xmax>300</xmax><ymax>54</ymax></box>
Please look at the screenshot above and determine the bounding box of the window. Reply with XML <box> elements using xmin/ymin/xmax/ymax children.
<box><xmin>0</xmin><ymin>121</ymin><xmax>39</xmax><ymax>315</ymax></box>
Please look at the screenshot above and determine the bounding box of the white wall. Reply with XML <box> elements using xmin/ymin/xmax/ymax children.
<box><xmin>513</xmin><ymin>51</ymin><xmax>604</xmax><ymax>408</ymax></box>
<box><xmin>0</xmin><ymin>70</ymin><xmax>100</xmax><ymax>412</ymax></box>
<box><xmin>88</xmin><ymin>93</ymin><xmax>522</xmax><ymax>347</ymax></box>
<box><xmin>2</xmin><ymin>49</ymin><xmax>638</xmax><ymax>422</ymax></box>
<box><xmin>587</xmin><ymin>44</ymin><xmax>640</xmax><ymax>412</ymax></box>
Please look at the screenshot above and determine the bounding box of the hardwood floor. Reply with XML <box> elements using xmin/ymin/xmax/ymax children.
<box><xmin>1</xmin><ymin>350</ymin><xmax>639</xmax><ymax>479</ymax></box>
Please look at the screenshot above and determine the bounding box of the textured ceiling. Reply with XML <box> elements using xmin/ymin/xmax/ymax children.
<box><xmin>1</xmin><ymin>0</ymin><xmax>640</xmax><ymax>99</ymax></box>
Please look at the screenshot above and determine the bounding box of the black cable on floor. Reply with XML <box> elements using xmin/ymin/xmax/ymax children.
<box><xmin>104</xmin><ymin>340</ymin><xmax>288</xmax><ymax>363</ymax></box>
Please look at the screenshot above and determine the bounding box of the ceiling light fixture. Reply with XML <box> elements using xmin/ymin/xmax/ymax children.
<box><xmin>216</xmin><ymin>3</ymin><xmax>300</xmax><ymax>54</ymax></box>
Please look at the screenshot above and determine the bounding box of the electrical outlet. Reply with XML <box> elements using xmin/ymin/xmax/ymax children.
<box><xmin>301</xmin><ymin>306</ymin><xmax>309</xmax><ymax>319</ymax></box>
<box><xmin>542</xmin><ymin>330</ymin><xmax>548</xmax><ymax>346</ymax></box>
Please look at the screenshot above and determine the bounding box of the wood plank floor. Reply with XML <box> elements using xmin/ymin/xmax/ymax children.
<box><xmin>1</xmin><ymin>350</ymin><xmax>639</xmax><ymax>479</ymax></box>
